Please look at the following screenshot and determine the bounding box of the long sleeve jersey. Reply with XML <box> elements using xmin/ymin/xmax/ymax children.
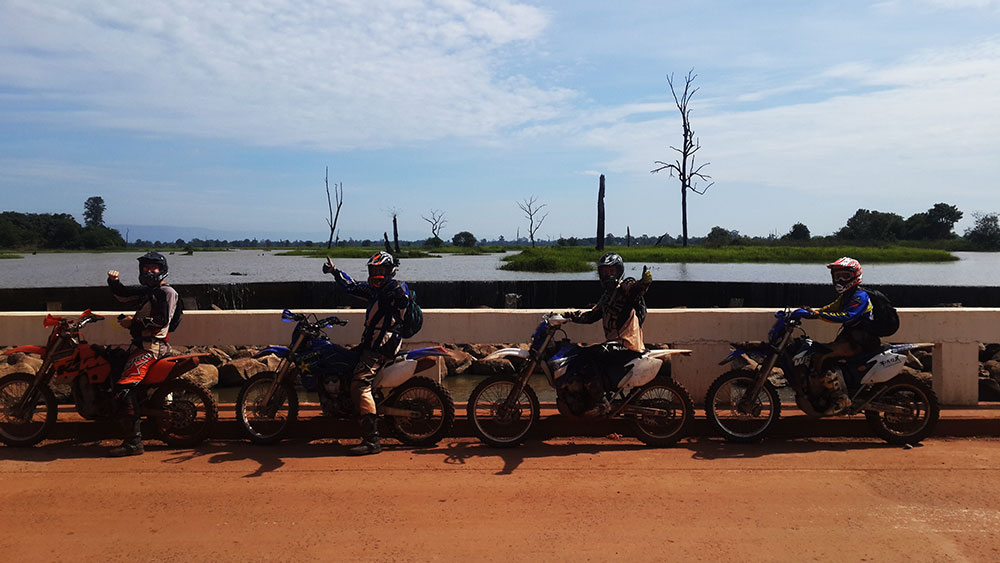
<box><xmin>332</xmin><ymin>269</ymin><xmax>411</xmax><ymax>349</ymax></box>
<box><xmin>572</xmin><ymin>276</ymin><xmax>650</xmax><ymax>352</ymax></box>
<box><xmin>815</xmin><ymin>287</ymin><xmax>873</xmax><ymax>327</ymax></box>
<box><xmin>108</xmin><ymin>279</ymin><xmax>178</xmax><ymax>348</ymax></box>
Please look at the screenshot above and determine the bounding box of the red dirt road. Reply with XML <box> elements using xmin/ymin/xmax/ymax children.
<box><xmin>2</xmin><ymin>436</ymin><xmax>999</xmax><ymax>562</ymax></box>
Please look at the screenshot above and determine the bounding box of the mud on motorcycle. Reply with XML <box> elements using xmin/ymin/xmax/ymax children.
<box><xmin>705</xmin><ymin>308</ymin><xmax>939</xmax><ymax>445</ymax></box>
<box><xmin>0</xmin><ymin>310</ymin><xmax>218</xmax><ymax>447</ymax></box>
<box><xmin>235</xmin><ymin>310</ymin><xmax>455</xmax><ymax>446</ymax></box>
<box><xmin>467</xmin><ymin>313</ymin><xmax>695</xmax><ymax>448</ymax></box>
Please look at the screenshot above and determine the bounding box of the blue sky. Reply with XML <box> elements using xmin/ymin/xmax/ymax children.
<box><xmin>3</xmin><ymin>0</ymin><xmax>1000</xmax><ymax>242</ymax></box>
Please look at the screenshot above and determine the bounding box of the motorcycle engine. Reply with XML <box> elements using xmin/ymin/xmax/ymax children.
<box><xmin>72</xmin><ymin>376</ymin><xmax>116</xmax><ymax>420</ymax></box>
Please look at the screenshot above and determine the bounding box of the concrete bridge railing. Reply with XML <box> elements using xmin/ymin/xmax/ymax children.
<box><xmin>2</xmin><ymin>308</ymin><xmax>998</xmax><ymax>406</ymax></box>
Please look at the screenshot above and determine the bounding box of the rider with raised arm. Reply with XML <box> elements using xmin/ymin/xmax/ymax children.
<box><xmin>106</xmin><ymin>251</ymin><xmax>179</xmax><ymax>457</ymax></box>
<box><xmin>562</xmin><ymin>252</ymin><xmax>653</xmax><ymax>416</ymax></box>
<box><xmin>804</xmin><ymin>257</ymin><xmax>879</xmax><ymax>415</ymax></box>
<box><xmin>323</xmin><ymin>251</ymin><xmax>411</xmax><ymax>455</ymax></box>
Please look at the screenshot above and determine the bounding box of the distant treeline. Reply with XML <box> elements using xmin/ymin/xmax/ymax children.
<box><xmin>0</xmin><ymin>211</ymin><xmax>124</xmax><ymax>250</ymax></box>
<box><xmin>4</xmin><ymin>202</ymin><xmax>1000</xmax><ymax>251</ymax></box>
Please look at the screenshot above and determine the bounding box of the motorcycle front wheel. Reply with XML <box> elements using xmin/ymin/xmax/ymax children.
<box><xmin>705</xmin><ymin>369</ymin><xmax>782</xmax><ymax>443</ymax></box>
<box><xmin>467</xmin><ymin>375</ymin><xmax>540</xmax><ymax>448</ymax></box>
<box><xmin>865</xmin><ymin>374</ymin><xmax>940</xmax><ymax>445</ymax></box>
<box><xmin>0</xmin><ymin>373</ymin><xmax>57</xmax><ymax>447</ymax></box>
<box><xmin>235</xmin><ymin>371</ymin><xmax>299</xmax><ymax>445</ymax></box>
<box><xmin>628</xmin><ymin>377</ymin><xmax>694</xmax><ymax>446</ymax></box>
<box><xmin>148</xmin><ymin>378</ymin><xmax>219</xmax><ymax>447</ymax></box>
<box><xmin>383</xmin><ymin>377</ymin><xmax>455</xmax><ymax>446</ymax></box>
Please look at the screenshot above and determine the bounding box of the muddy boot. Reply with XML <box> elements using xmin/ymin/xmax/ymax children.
<box><xmin>108</xmin><ymin>416</ymin><xmax>144</xmax><ymax>457</ymax></box>
<box><xmin>820</xmin><ymin>369</ymin><xmax>852</xmax><ymax>416</ymax></box>
<box><xmin>349</xmin><ymin>414</ymin><xmax>382</xmax><ymax>456</ymax></box>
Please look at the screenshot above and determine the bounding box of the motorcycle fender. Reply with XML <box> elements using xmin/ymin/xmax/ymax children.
<box><xmin>255</xmin><ymin>346</ymin><xmax>290</xmax><ymax>359</ymax></box>
<box><xmin>373</xmin><ymin>360</ymin><xmax>417</xmax><ymax>389</ymax></box>
<box><xmin>619</xmin><ymin>356</ymin><xmax>662</xmax><ymax>390</ymax></box>
<box><xmin>859</xmin><ymin>352</ymin><xmax>906</xmax><ymax>385</ymax></box>
<box><xmin>483</xmin><ymin>348</ymin><xmax>530</xmax><ymax>361</ymax></box>
<box><xmin>143</xmin><ymin>353</ymin><xmax>208</xmax><ymax>385</ymax></box>
<box><xmin>3</xmin><ymin>345</ymin><xmax>46</xmax><ymax>356</ymax></box>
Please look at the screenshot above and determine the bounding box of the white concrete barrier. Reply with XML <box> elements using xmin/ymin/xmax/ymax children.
<box><xmin>2</xmin><ymin>308</ymin><xmax>998</xmax><ymax>406</ymax></box>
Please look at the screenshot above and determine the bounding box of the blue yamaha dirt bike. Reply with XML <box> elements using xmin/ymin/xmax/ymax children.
<box><xmin>235</xmin><ymin>310</ymin><xmax>454</xmax><ymax>445</ymax></box>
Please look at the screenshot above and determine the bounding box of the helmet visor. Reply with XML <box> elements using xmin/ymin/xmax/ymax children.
<box><xmin>597</xmin><ymin>265</ymin><xmax>621</xmax><ymax>279</ymax></box>
<box><xmin>368</xmin><ymin>264</ymin><xmax>392</xmax><ymax>285</ymax></box>
<box><xmin>831</xmin><ymin>270</ymin><xmax>855</xmax><ymax>284</ymax></box>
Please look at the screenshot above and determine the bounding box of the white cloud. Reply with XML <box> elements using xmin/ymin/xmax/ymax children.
<box><xmin>0</xmin><ymin>0</ymin><xmax>573</xmax><ymax>150</ymax></box>
<box><xmin>572</xmin><ymin>40</ymin><xmax>1000</xmax><ymax>213</ymax></box>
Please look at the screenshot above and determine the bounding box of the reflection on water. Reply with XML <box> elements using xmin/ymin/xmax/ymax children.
<box><xmin>1</xmin><ymin>249</ymin><xmax>999</xmax><ymax>288</ymax></box>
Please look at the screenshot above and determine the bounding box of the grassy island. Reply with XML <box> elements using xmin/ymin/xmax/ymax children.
<box><xmin>500</xmin><ymin>245</ymin><xmax>957</xmax><ymax>272</ymax></box>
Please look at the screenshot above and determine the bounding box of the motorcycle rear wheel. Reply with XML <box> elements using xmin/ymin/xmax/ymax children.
<box><xmin>383</xmin><ymin>377</ymin><xmax>455</xmax><ymax>446</ymax></box>
<box><xmin>705</xmin><ymin>368</ymin><xmax>782</xmax><ymax>443</ymax></box>
<box><xmin>467</xmin><ymin>375</ymin><xmax>539</xmax><ymax>448</ymax></box>
<box><xmin>865</xmin><ymin>373</ymin><xmax>940</xmax><ymax>445</ymax></box>
<box><xmin>236</xmin><ymin>371</ymin><xmax>299</xmax><ymax>445</ymax></box>
<box><xmin>629</xmin><ymin>377</ymin><xmax>694</xmax><ymax>447</ymax></box>
<box><xmin>148</xmin><ymin>378</ymin><xmax>219</xmax><ymax>447</ymax></box>
<box><xmin>0</xmin><ymin>373</ymin><xmax>57</xmax><ymax>447</ymax></box>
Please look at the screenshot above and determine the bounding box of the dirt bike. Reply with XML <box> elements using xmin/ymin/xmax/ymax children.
<box><xmin>236</xmin><ymin>309</ymin><xmax>455</xmax><ymax>446</ymax></box>
<box><xmin>466</xmin><ymin>313</ymin><xmax>695</xmax><ymax>448</ymax></box>
<box><xmin>705</xmin><ymin>308</ymin><xmax>939</xmax><ymax>445</ymax></box>
<box><xmin>0</xmin><ymin>310</ymin><xmax>218</xmax><ymax>447</ymax></box>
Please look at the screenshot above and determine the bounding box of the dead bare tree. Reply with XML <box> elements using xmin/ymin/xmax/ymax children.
<box><xmin>596</xmin><ymin>175</ymin><xmax>606</xmax><ymax>251</ymax></box>
<box><xmin>421</xmin><ymin>209</ymin><xmax>447</xmax><ymax>241</ymax></box>
<box><xmin>651</xmin><ymin>69</ymin><xmax>714</xmax><ymax>247</ymax></box>
<box><xmin>324</xmin><ymin>167</ymin><xmax>344</xmax><ymax>249</ymax></box>
<box><xmin>517</xmin><ymin>196</ymin><xmax>549</xmax><ymax>248</ymax></box>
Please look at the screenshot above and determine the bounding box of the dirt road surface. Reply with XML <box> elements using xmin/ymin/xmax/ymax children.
<box><xmin>2</xmin><ymin>436</ymin><xmax>999</xmax><ymax>562</ymax></box>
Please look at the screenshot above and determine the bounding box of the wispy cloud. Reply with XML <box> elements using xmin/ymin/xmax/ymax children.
<box><xmin>0</xmin><ymin>0</ymin><xmax>574</xmax><ymax>150</ymax></box>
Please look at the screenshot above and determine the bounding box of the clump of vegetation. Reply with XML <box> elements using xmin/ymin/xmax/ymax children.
<box><xmin>276</xmin><ymin>247</ymin><xmax>435</xmax><ymax>259</ymax></box>
<box><xmin>499</xmin><ymin>245</ymin><xmax>956</xmax><ymax>272</ymax></box>
<box><xmin>500</xmin><ymin>248</ymin><xmax>593</xmax><ymax>272</ymax></box>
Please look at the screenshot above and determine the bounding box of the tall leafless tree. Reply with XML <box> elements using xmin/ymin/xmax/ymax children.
<box><xmin>596</xmin><ymin>174</ymin><xmax>606</xmax><ymax>251</ymax></box>
<box><xmin>651</xmin><ymin>69</ymin><xmax>713</xmax><ymax>247</ymax></box>
<box><xmin>517</xmin><ymin>196</ymin><xmax>548</xmax><ymax>248</ymax></box>
<box><xmin>325</xmin><ymin>167</ymin><xmax>344</xmax><ymax>249</ymax></box>
<box><xmin>421</xmin><ymin>209</ymin><xmax>447</xmax><ymax>240</ymax></box>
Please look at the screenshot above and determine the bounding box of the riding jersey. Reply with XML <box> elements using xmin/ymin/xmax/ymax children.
<box><xmin>815</xmin><ymin>287</ymin><xmax>873</xmax><ymax>327</ymax></box>
<box><xmin>332</xmin><ymin>269</ymin><xmax>410</xmax><ymax>350</ymax></box>
<box><xmin>108</xmin><ymin>279</ymin><xmax>178</xmax><ymax>350</ymax></box>
<box><xmin>571</xmin><ymin>276</ymin><xmax>651</xmax><ymax>352</ymax></box>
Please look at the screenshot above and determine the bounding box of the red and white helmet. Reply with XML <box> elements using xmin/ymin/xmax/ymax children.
<box><xmin>367</xmin><ymin>251</ymin><xmax>397</xmax><ymax>288</ymax></box>
<box><xmin>827</xmin><ymin>257</ymin><xmax>862</xmax><ymax>294</ymax></box>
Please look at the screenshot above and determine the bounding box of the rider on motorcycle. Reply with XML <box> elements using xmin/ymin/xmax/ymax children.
<box><xmin>106</xmin><ymin>251</ymin><xmax>180</xmax><ymax>457</ymax></box>
<box><xmin>562</xmin><ymin>252</ymin><xmax>652</xmax><ymax>416</ymax></box>
<box><xmin>804</xmin><ymin>257</ymin><xmax>879</xmax><ymax>415</ymax></box>
<box><xmin>323</xmin><ymin>251</ymin><xmax>411</xmax><ymax>455</ymax></box>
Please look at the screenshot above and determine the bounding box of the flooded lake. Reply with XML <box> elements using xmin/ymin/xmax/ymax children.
<box><xmin>1</xmin><ymin>249</ymin><xmax>999</xmax><ymax>288</ymax></box>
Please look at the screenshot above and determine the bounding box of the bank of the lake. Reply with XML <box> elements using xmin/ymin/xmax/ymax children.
<box><xmin>499</xmin><ymin>245</ymin><xmax>957</xmax><ymax>272</ymax></box>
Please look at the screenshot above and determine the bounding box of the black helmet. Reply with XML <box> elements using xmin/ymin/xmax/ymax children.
<box><xmin>597</xmin><ymin>252</ymin><xmax>624</xmax><ymax>290</ymax></box>
<box><xmin>137</xmin><ymin>252</ymin><xmax>168</xmax><ymax>287</ymax></box>
<box><xmin>367</xmin><ymin>251</ymin><xmax>397</xmax><ymax>288</ymax></box>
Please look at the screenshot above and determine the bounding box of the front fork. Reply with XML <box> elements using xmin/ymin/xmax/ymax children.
<box><xmin>13</xmin><ymin>342</ymin><xmax>61</xmax><ymax>416</ymax></box>
<box><xmin>259</xmin><ymin>335</ymin><xmax>305</xmax><ymax>416</ymax></box>
<box><xmin>737</xmin><ymin>334</ymin><xmax>791</xmax><ymax>413</ymax></box>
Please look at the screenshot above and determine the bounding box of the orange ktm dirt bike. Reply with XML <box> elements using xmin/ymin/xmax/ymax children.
<box><xmin>0</xmin><ymin>310</ymin><xmax>218</xmax><ymax>447</ymax></box>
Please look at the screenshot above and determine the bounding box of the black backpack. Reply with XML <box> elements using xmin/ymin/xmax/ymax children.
<box><xmin>397</xmin><ymin>288</ymin><xmax>423</xmax><ymax>339</ymax></box>
<box><xmin>635</xmin><ymin>295</ymin><xmax>647</xmax><ymax>326</ymax></box>
<box><xmin>167</xmin><ymin>286</ymin><xmax>184</xmax><ymax>332</ymax></box>
<box><xmin>864</xmin><ymin>287</ymin><xmax>899</xmax><ymax>337</ymax></box>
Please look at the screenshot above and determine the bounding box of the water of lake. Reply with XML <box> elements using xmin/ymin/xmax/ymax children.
<box><xmin>1</xmin><ymin>249</ymin><xmax>999</xmax><ymax>288</ymax></box>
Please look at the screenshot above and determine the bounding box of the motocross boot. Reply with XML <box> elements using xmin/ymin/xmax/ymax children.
<box><xmin>108</xmin><ymin>416</ymin><xmax>144</xmax><ymax>457</ymax></box>
<box><xmin>349</xmin><ymin>414</ymin><xmax>382</xmax><ymax>456</ymax></box>
<box><xmin>820</xmin><ymin>369</ymin><xmax>852</xmax><ymax>416</ymax></box>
